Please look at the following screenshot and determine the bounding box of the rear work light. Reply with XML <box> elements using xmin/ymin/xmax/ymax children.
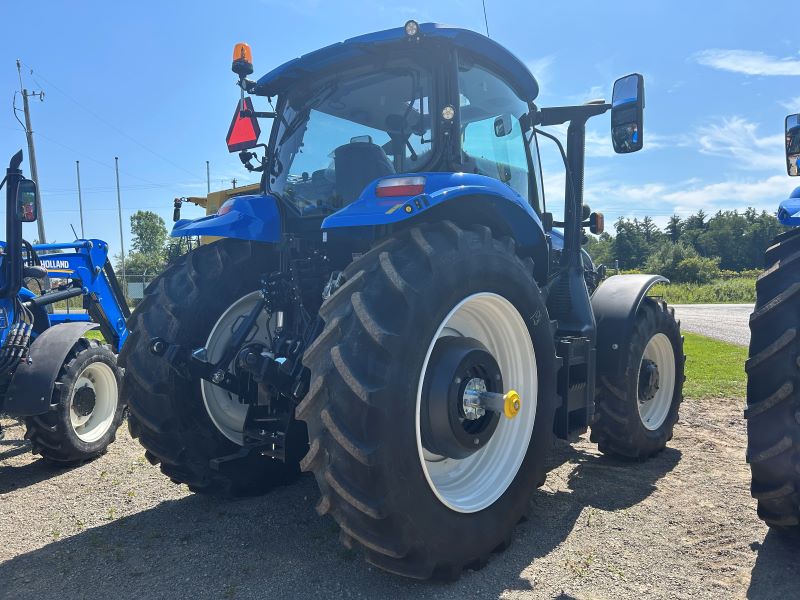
<box><xmin>375</xmin><ymin>176</ymin><xmax>426</xmax><ymax>198</ymax></box>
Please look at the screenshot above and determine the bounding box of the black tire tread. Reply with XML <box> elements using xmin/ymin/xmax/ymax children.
<box><xmin>120</xmin><ymin>239</ymin><xmax>302</xmax><ymax>496</ymax></box>
<box><xmin>746</xmin><ymin>228</ymin><xmax>800</xmax><ymax>529</ymax></box>
<box><xmin>24</xmin><ymin>338</ymin><xmax>124</xmax><ymax>464</ymax></box>
<box><xmin>590</xmin><ymin>298</ymin><xmax>685</xmax><ymax>459</ymax></box>
<box><xmin>299</xmin><ymin>221</ymin><xmax>555</xmax><ymax>579</ymax></box>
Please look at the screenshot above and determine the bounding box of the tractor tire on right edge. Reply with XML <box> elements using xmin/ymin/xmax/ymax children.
<box><xmin>746</xmin><ymin>230</ymin><xmax>800</xmax><ymax>529</ymax></box>
<box><xmin>299</xmin><ymin>222</ymin><xmax>558</xmax><ymax>580</ymax></box>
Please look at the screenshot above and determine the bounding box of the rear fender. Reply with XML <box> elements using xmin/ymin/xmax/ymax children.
<box><xmin>171</xmin><ymin>194</ymin><xmax>281</xmax><ymax>242</ymax></box>
<box><xmin>322</xmin><ymin>172</ymin><xmax>549</xmax><ymax>279</ymax></box>
<box><xmin>591</xmin><ymin>274</ymin><xmax>668</xmax><ymax>377</ymax></box>
<box><xmin>3</xmin><ymin>322</ymin><xmax>99</xmax><ymax>416</ymax></box>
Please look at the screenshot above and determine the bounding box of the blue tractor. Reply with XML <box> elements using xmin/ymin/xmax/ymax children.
<box><xmin>745</xmin><ymin>112</ymin><xmax>800</xmax><ymax>529</ymax></box>
<box><xmin>0</xmin><ymin>151</ymin><xmax>130</xmax><ymax>464</ymax></box>
<box><xmin>121</xmin><ymin>22</ymin><xmax>685</xmax><ymax>578</ymax></box>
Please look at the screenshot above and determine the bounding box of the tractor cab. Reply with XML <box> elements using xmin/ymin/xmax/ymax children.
<box><xmin>227</xmin><ymin>23</ymin><xmax>544</xmax><ymax>220</ymax></box>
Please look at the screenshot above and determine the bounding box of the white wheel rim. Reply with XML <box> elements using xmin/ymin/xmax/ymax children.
<box><xmin>202</xmin><ymin>291</ymin><xmax>273</xmax><ymax>445</ymax></box>
<box><xmin>70</xmin><ymin>362</ymin><xmax>118</xmax><ymax>443</ymax></box>
<box><xmin>415</xmin><ymin>293</ymin><xmax>538</xmax><ymax>513</ymax></box>
<box><xmin>636</xmin><ymin>332</ymin><xmax>676</xmax><ymax>431</ymax></box>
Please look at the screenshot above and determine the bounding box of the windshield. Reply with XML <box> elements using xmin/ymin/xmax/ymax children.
<box><xmin>269</xmin><ymin>66</ymin><xmax>434</xmax><ymax>216</ymax></box>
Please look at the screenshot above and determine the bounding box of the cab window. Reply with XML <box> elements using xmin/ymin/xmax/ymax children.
<box><xmin>458</xmin><ymin>61</ymin><xmax>532</xmax><ymax>200</ymax></box>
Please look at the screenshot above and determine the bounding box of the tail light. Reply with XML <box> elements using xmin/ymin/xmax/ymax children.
<box><xmin>376</xmin><ymin>176</ymin><xmax>426</xmax><ymax>198</ymax></box>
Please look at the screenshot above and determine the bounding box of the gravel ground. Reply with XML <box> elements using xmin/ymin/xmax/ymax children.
<box><xmin>1</xmin><ymin>395</ymin><xmax>798</xmax><ymax>600</ymax></box>
<box><xmin>672</xmin><ymin>304</ymin><xmax>754</xmax><ymax>347</ymax></box>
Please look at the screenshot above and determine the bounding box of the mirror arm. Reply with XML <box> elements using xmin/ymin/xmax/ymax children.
<box><xmin>535</xmin><ymin>103</ymin><xmax>610</xmax><ymax>127</ymax></box>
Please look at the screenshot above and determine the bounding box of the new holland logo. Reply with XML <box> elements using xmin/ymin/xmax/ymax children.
<box><xmin>41</xmin><ymin>259</ymin><xmax>71</xmax><ymax>269</ymax></box>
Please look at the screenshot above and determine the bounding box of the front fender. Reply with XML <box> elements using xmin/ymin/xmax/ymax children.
<box><xmin>591</xmin><ymin>274</ymin><xmax>668</xmax><ymax>377</ymax></box>
<box><xmin>3</xmin><ymin>322</ymin><xmax>99</xmax><ymax>416</ymax></box>
<box><xmin>171</xmin><ymin>194</ymin><xmax>281</xmax><ymax>242</ymax></box>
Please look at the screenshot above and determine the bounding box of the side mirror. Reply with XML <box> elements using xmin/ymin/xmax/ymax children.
<box><xmin>786</xmin><ymin>113</ymin><xmax>800</xmax><ymax>176</ymax></box>
<box><xmin>15</xmin><ymin>179</ymin><xmax>37</xmax><ymax>223</ymax></box>
<box><xmin>611</xmin><ymin>73</ymin><xmax>644</xmax><ymax>154</ymax></box>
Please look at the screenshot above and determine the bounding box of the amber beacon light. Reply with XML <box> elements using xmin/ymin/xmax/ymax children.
<box><xmin>232</xmin><ymin>42</ymin><xmax>253</xmax><ymax>77</ymax></box>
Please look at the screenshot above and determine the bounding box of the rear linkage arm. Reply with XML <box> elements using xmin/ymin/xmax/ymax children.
<box><xmin>149</xmin><ymin>275</ymin><xmax>302</xmax><ymax>399</ymax></box>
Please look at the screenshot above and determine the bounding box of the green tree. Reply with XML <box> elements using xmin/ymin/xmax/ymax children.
<box><xmin>644</xmin><ymin>241</ymin><xmax>720</xmax><ymax>283</ymax></box>
<box><xmin>130</xmin><ymin>210</ymin><xmax>168</xmax><ymax>256</ymax></box>
<box><xmin>584</xmin><ymin>231</ymin><xmax>615</xmax><ymax>266</ymax></box>
<box><xmin>665</xmin><ymin>215</ymin><xmax>682</xmax><ymax>242</ymax></box>
<box><xmin>116</xmin><ymin>210</ymin><xmax>169</xmax><ymax>278</ymax></box>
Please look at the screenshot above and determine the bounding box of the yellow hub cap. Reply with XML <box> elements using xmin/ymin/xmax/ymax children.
<box><xmin>503</xmin><ymin>390</ymin><xmax>521</xmax><ymax>419</ymax></box>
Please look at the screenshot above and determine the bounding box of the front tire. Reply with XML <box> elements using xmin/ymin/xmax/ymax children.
<box><xmin>591</xmin><ymin>298</ymin><xmax>685</xmax><ymax>459</ymax></box>
<box><xmin>746</xmin><ymin>231</ymin><xmax>800</xmax><ymax>529</ymax></box>
<box><xmin>24</xmin><ymin>338</ymin><xmax>124</xmax><ymax>464</ymax></box>
<box><xmin>299</xmin><ymin>222</ymin><xmax>557</xmax><ymax>579</ymax></box>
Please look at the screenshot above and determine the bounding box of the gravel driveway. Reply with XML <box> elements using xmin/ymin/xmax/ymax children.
<box><xmin>2</xmin><ymin>393</ymin><xmax>798</xmax><ymax>599</ymax></box>
<box><xmin>672</xmin><ymin>304</ymin><xmax>754</xmax><ymax>347</ymax></box>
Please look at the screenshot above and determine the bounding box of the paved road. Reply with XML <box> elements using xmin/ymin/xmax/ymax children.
<box><xmin>672</xmin><ymin>303</ymin><xmax>753</xmax><ymax>347</ymax></box>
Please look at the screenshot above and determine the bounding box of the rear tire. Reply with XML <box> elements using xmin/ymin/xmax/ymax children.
<box><xmin>746</xmin><ymin>232</ymin><xmax>800</xmax><ymax>529</ymax></box>
<box><xmin>120</xmin><ymin>239</ymin><xmax>306</xmax><ymax>496</ymax></box>
<box><xmin>299</xmin><ymin>222</ymin><xmax>557</xmax><ymax>579</ymax></box>
<box><xmin>591</xmin><ymin>298</ymin><xmax>685</xmax><ymax>459</ymax></box>
<box><xmin>24</xmin><ymin>338</ymin><xmax>124</xmax><ymax>465</ymax></box>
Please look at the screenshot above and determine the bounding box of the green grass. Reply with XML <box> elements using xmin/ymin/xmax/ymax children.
<box><xmin>683</xmin><ymin>332</ymin><xmax>747</xmax><ymax>399</ymax></box>
<box><xmin>650</xmin><ymin>276</ymin><xmax>756</xmax><ymax>304</ymax></box>
<box><xmin>84</xmin><ymin>330</ymin><xmax>105</xmax><ymax>341</ymax></box>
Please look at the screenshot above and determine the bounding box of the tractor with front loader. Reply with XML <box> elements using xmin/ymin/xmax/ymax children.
<box><xmin>0</xmin><ymin>151</ymin><xmax>130</xmax><ymax>463</ymax></box>
<box><xmin>745</xmin><ymin>112</ymin><xmax>800</xmax><ymax>529</ymax></box>
<box><xmin>121</xmin><ymin>22</ymin><xmax>685</xmax><ymax>578</ymax></box>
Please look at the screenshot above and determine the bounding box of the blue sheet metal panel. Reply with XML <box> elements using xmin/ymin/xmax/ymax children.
<box><xmin>778</xmin><ymin>187</ymin><xmax>800</xmax><ymax>226</ymax></box>
<box><xmin>36</xmin><ymin>240</ymin><xmax>127</xmax><ymax>351</ymax></box>
<box><xmin>171</xmin><ymin>194</ymin><xmax>282</xmax><ymax>242</ymax></box>
<box><xmin>256</xmin><ymin>23</ymin><xmax>538</xmax><ymax>100</ymax></box>
<box><xmin>322</xmin><ymin>172</ymin><xmax>544</xmax><ymax>244</ymax></box>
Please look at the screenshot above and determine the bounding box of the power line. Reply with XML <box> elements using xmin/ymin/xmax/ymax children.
<box><xmin>19</xmin><ymin>60</ymin><xmax>206</xmax><ymax>183</ymax></box>
<box><xmin>33</xmin><ymin>129</ymin><xmax>175</xmax><ymax>188</ymax></box>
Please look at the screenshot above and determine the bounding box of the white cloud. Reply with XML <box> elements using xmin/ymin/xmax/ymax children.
<box><xmin>696</xmin><ymin>49</ymin><xmax>800</xmax><ymax>76</ymax></box>
<box><xmin>780</xmin><ymin>96</ymin><xmax>800</xmax><ymax>112</ymax></box>
<box><xmin>695</xmin><ymin>116</ymin><xmax>784</xmax><ymax>170</ymax></box>
<box><xmin>662</xmin><ymin>175</ymin><xmax>790</xmax><ymax>214</ymax></box>
<box><xmin>526</xmin><ymin>55</ymin><xmax>555</xmax><ymax>91</ymax></box>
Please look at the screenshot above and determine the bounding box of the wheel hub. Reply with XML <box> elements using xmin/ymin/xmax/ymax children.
<box><xmin>638</xmin><ymin>358</ymin><xmax>660</xmax><ymax>403</ymax></box>
<box><xmin>420</xmin><ymin>336</ymin><xmax>502</xmax><ymax>459</ymax></box>
<box><xmin>73</xmin><ymin>385</ymin><xmax>96</xmax><ymax>417</ymax></box>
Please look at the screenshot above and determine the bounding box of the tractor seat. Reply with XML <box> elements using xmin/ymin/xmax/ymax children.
<box><xmin>24</xmin><ymin>265</ymin><xmax>48</xmax><ymax>279</ymax></box>
<box><xmin>333</xmin><ymin>142</ymin><xmax>395</xmax><ymax>204</ymax></box>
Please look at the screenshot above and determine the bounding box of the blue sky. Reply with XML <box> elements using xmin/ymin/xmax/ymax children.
<box><xmin>2</xmin><ymin>0</ymin><xmax>798</xmax><ymax>258</ymax></box>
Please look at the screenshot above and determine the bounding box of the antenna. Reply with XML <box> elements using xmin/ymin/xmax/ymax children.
<box><xmin>481</xmin><ymin>0</ymin><xmax>490</xmax><ymax>37</ymax></box>
<box><xmin>70</xmin><ymin>223</ymin><xmax>79</xmax><ymax>239</ymax></box>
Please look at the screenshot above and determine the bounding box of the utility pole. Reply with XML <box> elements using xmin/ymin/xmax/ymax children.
<box><xmin>231</xmin><ymin>177</ymin><xmax>237</xmax><ymax>189</ymax></box>
<box><xmin>206</xmin><ymin>160</ymin><xmax>210</xmax><ymax>194</ymax></box>
<box><xmin>75</xmin><ymin>161</ymin><xmax>85</xmax><ymax>238</ymax></box>
<box><xmin>114</xmin><ymin>157</ymin><xmax>126</xmax><ymax>284</ymax></box>
<box><xmin>16</xmin><ymin>60</ymin><xmax>46</xmax><ymax>245</ymax></box>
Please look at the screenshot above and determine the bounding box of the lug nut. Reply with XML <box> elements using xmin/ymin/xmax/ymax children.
<box><xmin>211</xmin><ymin>370</ymin><xmax>225</xmax><ymax>384</ymax></box>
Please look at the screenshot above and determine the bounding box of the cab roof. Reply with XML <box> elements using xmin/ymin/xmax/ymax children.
<box><xmin>254</xmin><ymin>22</ymin><xmax>539</xmax><ymax>100</ymax></box>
